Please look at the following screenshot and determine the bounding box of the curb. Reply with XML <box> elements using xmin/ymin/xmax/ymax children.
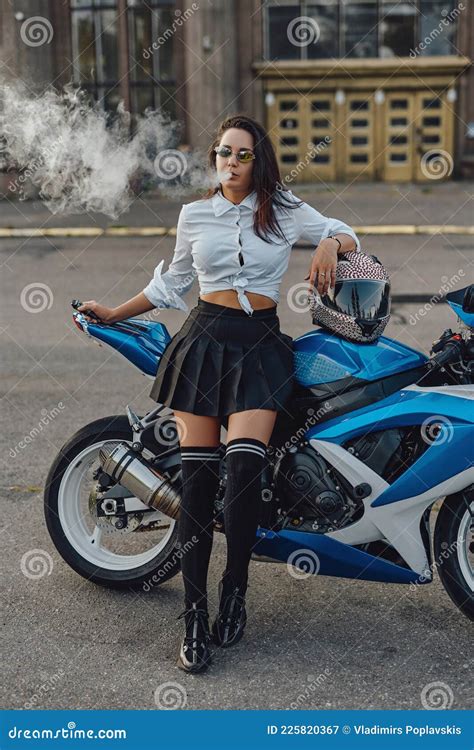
<box><xmin>0</xmin><ymin>225</ymin><xmax>473</xmax><ymax>239</ymax></box>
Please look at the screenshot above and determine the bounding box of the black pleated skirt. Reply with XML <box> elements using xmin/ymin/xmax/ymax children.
<box><xmin>149</xmin><ymin>298</ymin><xmax>295</xmax><ymax>416</ymax></box>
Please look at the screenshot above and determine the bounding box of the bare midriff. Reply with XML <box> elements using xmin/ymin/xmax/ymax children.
<box><xmin>200</xmin><ymin>289</ymin><xmax>277</xmax><ymax>310</ymax></box>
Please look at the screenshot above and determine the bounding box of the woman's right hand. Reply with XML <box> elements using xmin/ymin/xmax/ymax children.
<box><xmin>77</xmin><ymin>300</ymin><xmax>117</xmax><ymax>324</ymax></box>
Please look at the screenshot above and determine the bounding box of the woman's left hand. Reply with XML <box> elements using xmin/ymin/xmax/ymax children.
<box><xmin>305</xmin><ymin>240</ymin><xmax>338</xmax><ymax>296</ymax></box>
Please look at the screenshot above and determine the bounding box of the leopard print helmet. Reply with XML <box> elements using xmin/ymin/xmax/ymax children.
<box><xmin>308</xmin><ymin>250</ymin><xmax>391</xmax><ymax>343</ymax></box>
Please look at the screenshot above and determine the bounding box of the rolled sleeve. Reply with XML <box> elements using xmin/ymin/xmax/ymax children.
<box><xmin>143</xmin><ymin>204</ymin><xmax>195</xmax><ymax>312</ymax></box>
<box><xmin>321</xmin><ymin>216</ymin><xmax>361</xmax><ymax>252</ymax></box>
<box><xmin>291</xmin><ymin>193</ymin><xmax>361</xmax><ymax>252</ymax></box>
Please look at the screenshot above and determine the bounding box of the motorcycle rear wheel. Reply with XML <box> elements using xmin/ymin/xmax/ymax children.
<box><xmin>44</xmin><ymin>415</ymin><xmax>182</xmax><ymax>590</ymax></box>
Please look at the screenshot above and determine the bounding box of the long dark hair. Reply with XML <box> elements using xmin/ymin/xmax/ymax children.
<box><xmin>202</xmin><ymin>114</ymin><xmax>304</xmax><ymax>245</ymax></box>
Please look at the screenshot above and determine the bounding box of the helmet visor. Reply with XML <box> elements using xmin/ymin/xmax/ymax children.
<box><xmin>322</xmin><ymin>279</ymin><xmax>390</xmax><ymax>321</ymax></box>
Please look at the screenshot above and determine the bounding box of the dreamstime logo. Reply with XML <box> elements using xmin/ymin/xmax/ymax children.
<box><xmin>8</xmin><ymin>135</ymin><xmax>65</xmax><ymax>196</ymax></box>
<box><xmin>154</xmin><ymin>149</ymin><xmax>187</xmax><ymax>180</ymax></box>
<box><xmin>276</xmin><ymin>137</ymin><xmax>331</xmax><ymax>188</ymax></box>
<box><xmin>154</xmin><ymin>415</ymin><xmax>187</xmax><ymax>446</ymax></box>
<box><xmin>287</xmin><ymin>282</ymin><xmax>312</xmax><ymax>313</ymax></box>
<box><xmin>9</xmin><ymin>402</ymin><xmax>66</xmax><ymax>459</ymax></box>
<box><xmin>421</xmin><ymin>415</ymin><xmax>454</xmax><ymax>446</ymax></box>
<box><xmin>142</xmin><ymin>265</ymin><xmax>198</xmax><ymax>318</ymax></box>
<box><xmin>24</xmin><ymin>669</ymin><xmax>66</xmax><ymax>709</ymax></box>
<box><xmin>287</xmin><ymin>16</ymin><xmax>320</xmax><ymax>48</ymax></box>
<box><xmin>142</xmin><ymin>537</ymin><xmax>198</xmax><ymax>592</ymax></box>
<box><xmin>420</xmin><ymin>681</ymin><xmax>454</xmax><ymax>710</ymax></box>
<box><xmin>409</xmin><ymin>269</ymin><xmax>465</xmax><ymax>326</ymax></box>
<box><xmin>287</xmin><ymin>548</ymin><xmax>320</xmax><ymax>579</ymax></box>
<box><xmin>20</xmin><ymin>17</ymin><xmax>54</xmax><ymax>47</ymax></box>
<box><xmin>143</xmin><ymin>3</ymin><xmax>198</xmax><ymax>59</ymax></box>
<box><xmin>154</xmin><ymin>681</ymin><xmax>187</xmax><ymax>710</ymax></box>
<box><xmin>409</xmin><ymin>2</ymin><xmax>465</xmax><ymax>58</ymax></box>
<box><xmin>20</xmin><ymin>282</ymin><xmax>53</xmax><ymax>313</ymax></box>
<box><xmin>410</xmin><ymin>539</ymin><xmax>459</xmax><ymax>588</ymax></box>
<box><xmin>275</xmin><ymin>404</ymin><xmax>332</xmax><ymax>461</ymax></box>
<box><xmin>20</xmin><ymin>549</ymin><xmax>54</xmax><ymax>580</ymax></box>
<box><xmin>164</xmin><ymin>268</ymin><xmax>199</xmax><ymax>302</ymax></box>
<box><xmin>289</xmin><ymin>670</ymin><xmax>332</xmax><ymax>709</ymax></box>
<box><xmin>420</xmin><ymin>149</ymin><xmax>454</xmax><ymax>180</ymax></box>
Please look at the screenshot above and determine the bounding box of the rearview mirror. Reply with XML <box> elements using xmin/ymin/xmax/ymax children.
<box><xmin>462</xmin><ymin>285</ymin><xmax>474</xmax><ymax>313</ymax></box>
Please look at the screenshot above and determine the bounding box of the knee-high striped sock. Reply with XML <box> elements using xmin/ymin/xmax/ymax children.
<box><xmin>178</xmin><ymin>445</ymin><xmax>221</xmax><ymax>609</ymax></box>
<box><xmin>221</xmin><ymin>437</ymin><xmax>267</xmax><ymax>596</ymax></box>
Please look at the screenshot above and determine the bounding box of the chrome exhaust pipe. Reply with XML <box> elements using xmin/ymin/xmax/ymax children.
<box><xmin>99</xmin><ymin>441</ymin><xmax>181</xmax><ymax>519</ymax></box>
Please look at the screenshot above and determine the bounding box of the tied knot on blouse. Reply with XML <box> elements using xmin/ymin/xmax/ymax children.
<box><xmin>142</xmin><ymin>187</ymin><xmax>360</xmax><ymax>315</ymax></box>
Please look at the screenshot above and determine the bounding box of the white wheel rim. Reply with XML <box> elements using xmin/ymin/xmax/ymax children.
<box><xmin>457</xmin><ymin>501</ymin><xmax>474</xmax><ymax>592</ymax></box>
<box><xmin>57</xmin><ymin>441</ymin><xmax>176</xmax><ymax>572</ymax></box>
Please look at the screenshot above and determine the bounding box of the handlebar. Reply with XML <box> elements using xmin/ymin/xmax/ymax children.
<box><xmin>428</xmin><ymin>336</ymin><xmax>463</xmax><ymax>370</ymax></box>
<box><xmin>71</xmin><ymin>299</ymin><xmax>103</xmax><ymax>323</ymax></box>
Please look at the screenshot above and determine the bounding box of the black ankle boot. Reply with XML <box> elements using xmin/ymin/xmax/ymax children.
<box><xmin>211</xmin><ymin>579</ymin><xmax>247</xmax><ymax>648</ymax></box>
<box><xmin>176</xmin><ymin>602</ymin><xmax>212</xmax><ymax>673</ymax></box>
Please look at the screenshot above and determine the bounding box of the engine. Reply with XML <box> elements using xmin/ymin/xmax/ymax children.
<box><xmin>274</xmin><ymin>444</ymin><xmax>368</xmax><ymax>533</ymax></box>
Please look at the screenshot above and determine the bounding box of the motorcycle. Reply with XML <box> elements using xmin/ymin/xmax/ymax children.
<box><xmin>44</xmin><ymin>285</ymin><xmax>474</xmax><ymax>620</ymax></box>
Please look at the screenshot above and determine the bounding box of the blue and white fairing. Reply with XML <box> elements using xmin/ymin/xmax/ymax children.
<box><xmin>292</xmin><ymin>329</ymin><xmax>428</xmax><ymax>386</ymax></box>
<box><xmin>73</xmin><ymin>315</ymin><xmax>171</xmax><ymax>377</ymax></box>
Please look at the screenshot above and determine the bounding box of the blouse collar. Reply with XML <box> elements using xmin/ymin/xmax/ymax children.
<box><xmin>212</xmin><ymin>186</ymin><xmax>258</xmax><ymax>217</ymax></box>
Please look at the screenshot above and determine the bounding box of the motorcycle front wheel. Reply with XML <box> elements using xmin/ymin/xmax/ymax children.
<box><xmin>434</xmin><ymin>490</ymin><xmax>474</xmax><ymax>620</ymax></box>
<box><xmin>44</xmin><ymin>415</ymin><xmax>182</xmax><ymax>590</ymax></box>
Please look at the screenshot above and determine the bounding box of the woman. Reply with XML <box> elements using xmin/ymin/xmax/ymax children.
<box><xmin>78</xmin><ymin>114</ymin><xmax>360</xmax><ymax>674</ymax></box>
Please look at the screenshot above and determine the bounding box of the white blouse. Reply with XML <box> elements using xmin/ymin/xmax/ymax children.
<box><xmin>143</xmin><ymin>187</ymin><xmax>361</xmax><ymax>315</ymax></box>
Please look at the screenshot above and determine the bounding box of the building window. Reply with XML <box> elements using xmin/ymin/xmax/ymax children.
<box><xmin>380</xmin><ymin>2</ymin><xmax>417</xmax><ymax>57</ymax></box>
<box><xmin>71</xmin><ymin>1</ymin><xmax>120</xmax><ymax>111</ymax></box>
<box><xmin>127</xmin><ymin>0</ymin><xmax>176</xmax><ymax>121</ymax></box>
<box><xmin>71</xmin><ymin>0</ymin><xmax>176</xmax><ymax>118</ymax></box>
<box><xmin>268</xmin><ymin>5</ymin><xmax>302</xmax><ymax>60</ymax></box>
<box><xmin>419</xmin><ymin>0</ymin><xmax>459</xmax><ymax>56</ymax></box>
<box><xmin>343</xmin><ymin>1</ymin><xmax>378</xmax><ymax>58</ymax></box>
<box><xmin>307</xmin><ymin>2</ymin><xmax>339</xmax><ymax>59</ymax></box>
<box><xmin>264</xmin><ymin>0</ymin><xmax>459</xmax><ymax>60</ymax></box>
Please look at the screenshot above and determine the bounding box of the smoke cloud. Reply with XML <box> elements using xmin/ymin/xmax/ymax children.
<box><xmin>0</xmin><ymin>80</ymin><xmax>222</xmax><ymax>218</ymax></box>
